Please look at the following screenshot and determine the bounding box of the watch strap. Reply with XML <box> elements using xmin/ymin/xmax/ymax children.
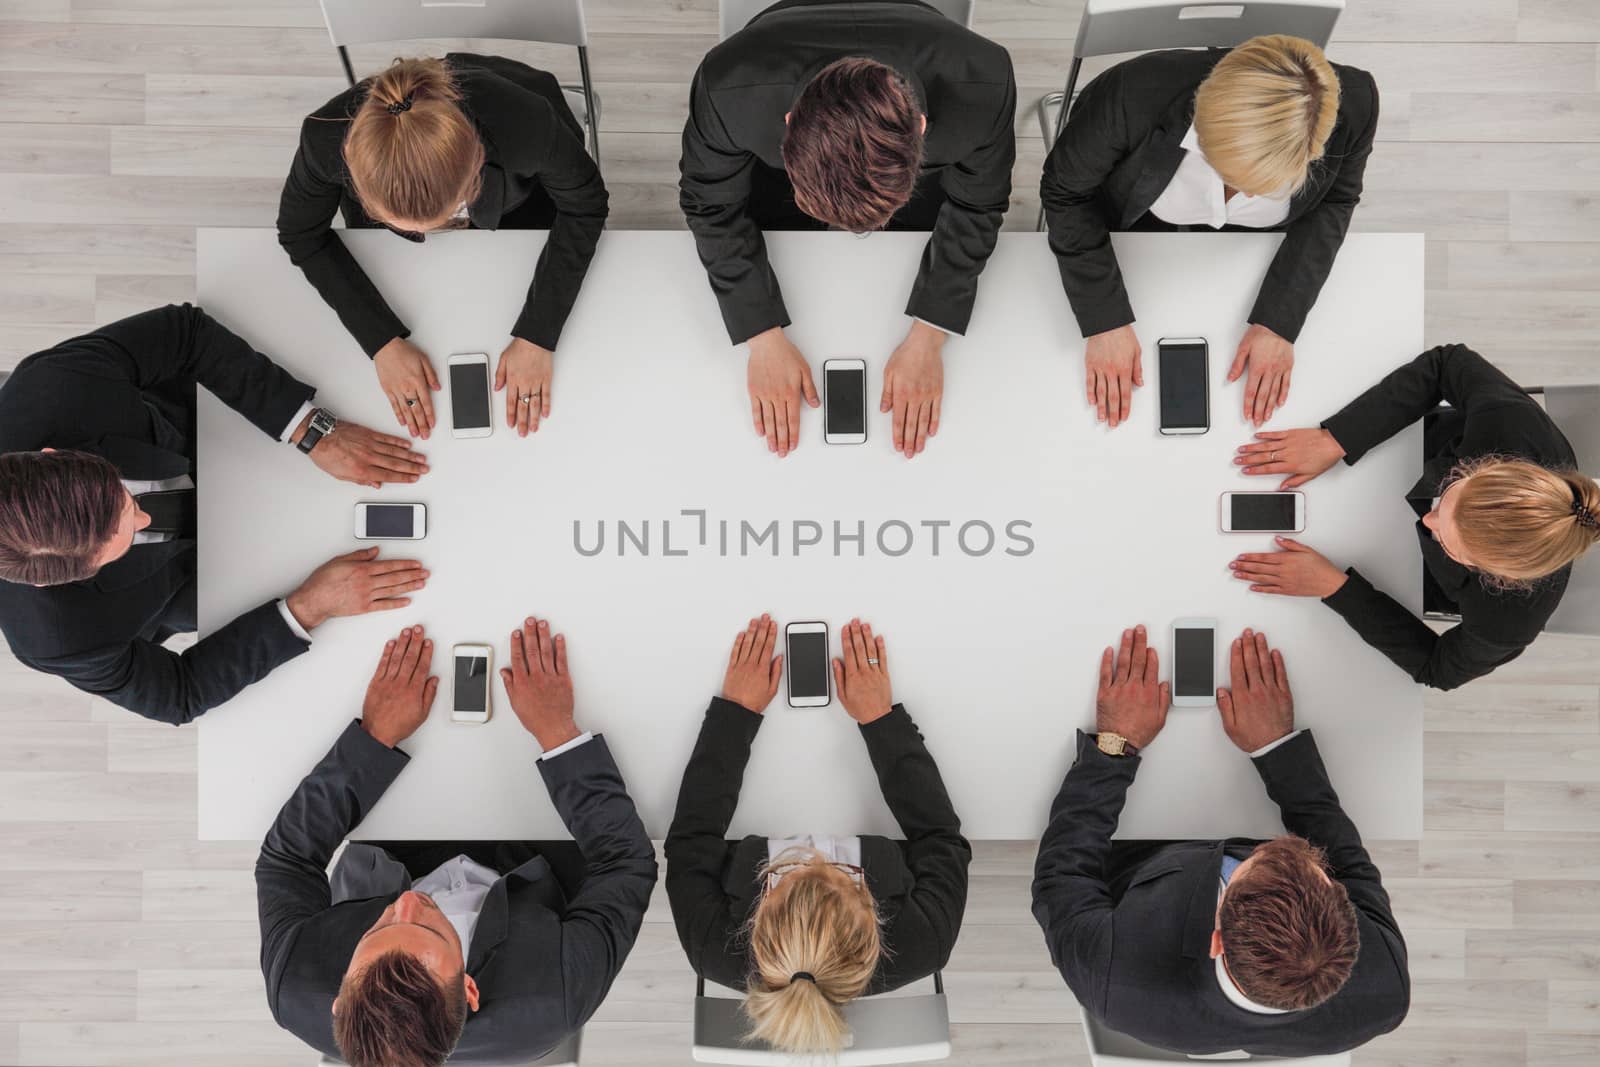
<box><xmin>296</xmin><ymin>408</ymin><xmax>335</xmax><ymax>454</ymax></box>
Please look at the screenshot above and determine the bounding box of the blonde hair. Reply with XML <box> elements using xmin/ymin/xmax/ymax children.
<box><xmin>744</xmin><ymin>849</ymin><xmax>882</xmax><ymax>1055</ymax></box>
<box><xmin>344</xmin><ymin>57</ymin><xmax>484</xmax><ymax>226</ymax></box>
<box><xmin>1193</xmin><ymin>35</ymin><xmax>1340</xmax><ymax>198</ymax></box>
<box><xmin>1447</xmin><ymin>457</ymin><xmax>1600</xmax><ymax>585</ymax></box>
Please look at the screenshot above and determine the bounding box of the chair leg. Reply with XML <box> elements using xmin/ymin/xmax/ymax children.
<box><xmin>337</xmin><ymin>44</ymin><xmax>356</xmax><ymax>87</ymax></box>
<box><xmin>1035</xmin><ymin>57</ymin><xmax>1083</xmax><ymax>232</ymax></box>
<box><xmin>578</xmin><ymin>45</ymin><xmax>601</xmax><ymax>174</ymax></box>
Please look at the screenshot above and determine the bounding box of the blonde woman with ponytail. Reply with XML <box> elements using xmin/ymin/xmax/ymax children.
<box><xmin>1229</xmin><ymin>344</ymin><xmax>1597</xmax><ymax>690</ymax></box>
<box><xmin>666</xmin><ymin>615</ymin><xmax>971</xmax><ymax>1055</ymax></box>
<box><xmin>278</xmin><ymin>54</ymin><xmax>608</xmax><ymax>441</ymax></box>
<box><xmin>1041</xmin><ymin>35</ymin><xmax>1377</xmax><ymax>429</ymax></box>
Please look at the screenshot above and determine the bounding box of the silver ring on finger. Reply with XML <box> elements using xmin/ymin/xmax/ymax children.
<box><xmin>866</xmin><ymin>658</ymin><xmax>879</xmax><ymax>665</ymax></box>
<box><xmin>405</xmin><ymin>398</ymin><xmax>417</xmax><ymax>408</ymax></box>
<box><xmin>520</xmin><ymin>394</ymin><xmax>532</xmax><ymax>404</ymax></box>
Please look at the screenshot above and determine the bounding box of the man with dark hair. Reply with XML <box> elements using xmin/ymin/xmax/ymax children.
<box><xmin>1032</xmin><ymin>624</ymin><xmax>1409</xmax><ymax>1055</ymax></box>
<box><xmin>0</xmin><ymin>305</ymin><xmax>431</xmax><ymax>724</ymax></box>
<box><xmin>257</xmin><ymin>617</ymin><xmax>657</xmax><ymax>1067</ymax></box>
<box><xmin>680</xmin><ymin>0</ymin><xmax>1016</xmax><ymax>461</ymax></box>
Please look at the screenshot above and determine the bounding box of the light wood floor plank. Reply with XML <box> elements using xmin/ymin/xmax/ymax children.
<box><xmin>0</xmin><ymin>123</ymin><xmax>109</xmax><ymax>174</ymax></box>
<box><xmin>1514</xmin><ymin>880</ymin><xmax>1600</xmax><ymax>930</ymax></box>
<box><xmin>0</xmin><ymin>72</ymin><xmax>141</xmax><ymax>125</ymax></box>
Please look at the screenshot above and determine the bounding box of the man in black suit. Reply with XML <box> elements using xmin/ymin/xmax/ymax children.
<box><xmin>1032</xmin><ymin>624</ymin><xmax>1409</xmax><ymax>1056</ymax></box>
<box><xmin>680</xmin><ymin>0</ymin><xmax>1016</xmax><ymax>460</ymax></box>
<box><xmin>256</xmin><ymin>617</ymin><xmax>657</xmax><ymax>1067</ymax></box>
<box><xmin>0</xmin><ymin>305</ymin><xmax>431</xmax><ymax>724</ymax></box>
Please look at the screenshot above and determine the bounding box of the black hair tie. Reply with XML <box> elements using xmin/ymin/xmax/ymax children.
<box><xmin>386</xmin><ymin>94</ymin><xmax>413</xmax><ymax>116</ymax></box>
<box><xmin>790</xmin><ymin>972</ymin><xmax>816</xmax><ymax>984</ymax></box>
<box><xmin>1573</xmin><ymin>491</ymin><xmax>1599</xmax><ymax>531</ymax></box>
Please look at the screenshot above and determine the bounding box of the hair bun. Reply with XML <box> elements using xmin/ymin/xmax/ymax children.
<box><xmin>385</xmin><ymin>95</ymin><xmax>413</xmax><ymax>116</ymax></box>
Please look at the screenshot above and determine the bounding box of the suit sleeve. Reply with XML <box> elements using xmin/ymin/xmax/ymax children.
<box><xmin>1040</xmin><ymin>65</ymin><xmax>1139</xmax><ymax>338</ymax></box>
<box><xmin>23</xmin><ymin>601</ymin><xmax>309</xmax><ymax>725</ymax></box>
<box><xmin>664</xmin><ymin>697</ymin><xmax>763</xmax><ymax>978</ymax></box>
<box><xmin>255</xmin><ymin>721</ymin><xmax>410</xmax><ymax>1017</ymax></box>
<box><xmin>1247</xmin><ymin>71</ymin><xmax>1378</xmax><ymax>342</ymax></box>
<box><xmin>277</xmin><ymin>116</ymin><xmax>410</xmax><ymax>357</ymax></box>
<box><xmin>87</xmin><ymin>304</ymin><xmax>314</xmax><ymax>440</ymax></box>
<box><xmin>859</xmin><ymin>705</ymin><xmax>971</xmax><ymax>968</ymax></box>
<box><xmin>1030</xmin><ymin>729</ymin><xmax>1139</xmax><ymax>1017</ymax></box>
<box><xmin>679</xmin><ymin>70</ymin><xmax>791</xmax><ymax>345</ymax></box>
<box><xmin>1252</xmin><ymin>731</ymin><xmax>1409</xmax><ymax>1002</ymax></box>
<box><xmin>538</xmin><ymin>734</ymin><xmax>658</xmax><ymax>1031</ymax></box>
<box><xmin>1321</xmin><ymin>344</ymin><xmax>1532</xmax><ymax>466</ymax></box>
<box><xmin>906</xmin><ymin>72</ymin><xmax>1017</xmax><ymax>335</ymax></box>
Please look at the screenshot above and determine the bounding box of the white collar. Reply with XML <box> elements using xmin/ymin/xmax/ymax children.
<box><xmin>1178</xmin><ymin>123</ymin><xmax>1291</xmax><ymax>204</ymax></box>
<box><xmin>1215</xmin><ymin>879</ymin><xmax>1291</xmax><ymax>1015</ymax></box>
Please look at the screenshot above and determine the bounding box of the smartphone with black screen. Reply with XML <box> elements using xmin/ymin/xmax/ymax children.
<box><xmin>824</xmin><ymin>359</ymin><xmax>867</xmax><ymax>445</ymax></box>
<box><xmin>353</xmin><ymin>502</ymin><xmax>426</xmax><ymax>540</ymax></box>
<box><xmin>1220</xmin><ymin>491</ymin><xmax>1305</xmax><ymax>533</ymax></box>
<box><xmin>785</xmin><ymin>621</ymin><xmax>830</xmax><ymax>708</ymax></box>
<box><xmin>448</xmin><ymin>352</ymin><xmax>493</xmax><ymax>439</ymax></box>
<box><xmin>451</xmin><ymin>643</ymin><xmax>492</xmax><ymax>724</ymax></box>
<box><xmin>1171</xmin><ymin>618</ymin><xmax>1217</xmax><ymax>707</ymax></box>
<box><xmin>1158</xmin><ymin>337</ymin><xmax>1209</xmax><ymax>436</ymax></box>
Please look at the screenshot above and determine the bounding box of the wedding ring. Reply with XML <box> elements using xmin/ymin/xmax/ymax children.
<box><xmin>867</xmin><ymin>658</ymin><xmax>880</xmax><ymax>665</ymax></box>
<box><xmin>405</xmin><ymin>398</ymin><xmax>417</xmax><ymax>407</ymax></box>
<box><xmin>520</xmin><ymin>395</ymin><xmax>532</xmax><ymax>404</ymax></box>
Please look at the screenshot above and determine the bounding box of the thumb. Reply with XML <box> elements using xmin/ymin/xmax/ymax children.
<box><xmin>831</xmin><ymin>658</ymin><xmax>845</xmax><ymax>695</ymax></box>
<box><xmin>341</xmin><ymin>545</ymin><xmax>381</xmax><ymax>561</ymax></box>
<box><xmin>1280</xmin><ymin>475</ymin><xmax>1307</xmax><ymax>490</ymax></box>
<box><xmin>880</xmin><ymin>373</ymin><xmax>893</xmax><ymax>413</ymax></box>
<box><xmin>1227</xmin><ymin>338</ymin><xmax>1249</xmax><ymax>383</ymax></box>
<box><xmin>1158</xmin><ymin>681</ymin><xmax>1170</xmax><ymax>712</ymax></box>
<box><xmin>1132</xmin><ymin>349</ymin><xmax>1143</xmax><ymax>387</ymax></box>
<box><xmin>424</xmin><ymin>359</ymin><xmax>441</xmax><ymax>391</ymax></box>
<box><xmin>1276</xmin><ymin>536</ymin><xmax>1307</xmax><ymax>552</ymax></box>
<box><xmin>768</xmin><ymin>654</ymin><xmax>784</xmax><ymax>697</ymax></box>
<box><xmin>422</xmin><ymin>676</ymin><xmax>440</xmax><ymax>707</ymax></box>
<box><xmin>494</xmin><ymin>357</ymin><xmax>507</xmax><ymax>391</ymax></box>
<box><xmin>802</xmin><ymin>368</ymin><xmax>820</xmax><ymax>408</ymax></box>
<box><xmin>1217</xmin><ymin>687</ymin><xmax>1234</xmax><ymax>724</ymax></box>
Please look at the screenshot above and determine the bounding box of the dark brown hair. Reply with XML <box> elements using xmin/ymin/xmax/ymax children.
<box><xmin>782</xmin><ymin>57</ymin><xmax>924</xmax><ymax>233</ymax></box>
<box><xmin>0</xmin><ymin>450</ymin><xmax>125</xmax><ymax>586</ymax></box>
<box><xmin>334</xmin><ymin>951</ymin><xmax>468</xmax><ymax>1067</ymax></box>
<box><xmin>1219</xmin><ymin>835</ymin><xmax>1360</xmax><ymax>1011</ymax></box>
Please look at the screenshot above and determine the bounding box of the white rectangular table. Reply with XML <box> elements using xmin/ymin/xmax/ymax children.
<box><xmin>197</xmin><ymin>228</ymin><xmax>1423</xmax><ymax>842</ymax></box>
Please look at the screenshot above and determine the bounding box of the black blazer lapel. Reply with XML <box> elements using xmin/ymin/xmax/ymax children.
<box><xmin>1122</xmin><ymin>95</ymin><xmax>1194</xmax><ymax>228</ymax></box>
<box><xmin>1181</xmin><ymin>843</ymin><xmax>1227</xmax><ymax>960</ymax></box>
<box><xmin>330</xmin><ymin>844</ymin><xmax>413</xmax><ymax>905</ymax></box>
<box><xmin>466</xmin><ymin>856</ymin><xmax>560</xmax><ymax>974</ymax></box>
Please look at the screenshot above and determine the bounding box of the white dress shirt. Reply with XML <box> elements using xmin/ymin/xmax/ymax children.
<box><xmin>413</xmin><ymin>854</ymin><xmax>500</xmax><ymax>953</ymax></box>
<box><xmin>1148</xmin><ymin>124</ymin><xmax>1292</xmax><ymax>230</ymax></box>
<box><xmin>767</xmin><ymin>834</ymin><xmax>862</xmax><ymax>870</ymax></box>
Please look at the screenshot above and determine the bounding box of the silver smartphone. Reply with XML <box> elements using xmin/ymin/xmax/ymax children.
<box><xmin>353</xmin><ymin>502</ymin><xmax>426</xmax><ymax>540</ymax></box>
<box><xmin>1158</xmin><ymin>337</ymin><xmax>1209</xmax><ymax>436</ymax></box>
<box><xmin>450</xmin><ymin>643</ymin><xmax>493</xmax><ymax>724</ymax></box>
<box><xmin>785</xmin><ymin>621</ymin><xmax>830</xmax><ymax>708</ymax></box>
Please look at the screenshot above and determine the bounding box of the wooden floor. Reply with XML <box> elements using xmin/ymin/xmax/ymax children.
<box><xmin>1</xmin><ymin>2</ymin><xmax>1597</xmax><ymax>1064</ymax></box>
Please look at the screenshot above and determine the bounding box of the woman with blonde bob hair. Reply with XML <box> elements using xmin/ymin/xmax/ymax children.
<box><xmin>1041</xmin><ymin>35</ymin><xmax>1377</xmax><ymax>430</ymax></box>
<box><xmin>1229</xmin><ymin>344</ymin><xmax>1598</xmax><ymax>690</ymax></box>
<box><xmin>666</xmin><ymin>615</ymin><xmax>971</xmax><ymax>1054</ymax></box>
<box><xmin>278</xmin><ymin>54</ymin><xmax>608</xmax><ymax>442</ymax></box>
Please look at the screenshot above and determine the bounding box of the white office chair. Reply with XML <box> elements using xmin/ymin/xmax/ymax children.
<box><xmin>1078</xmin><ymin>1005</ymin><xmax>1352</xmax><ymax>1066</ymax></box>
<box><xmin>718</xmin><ymin>0</ymin><xmax>973</xmax><ymax>41</ymax></box>
<box><xmin>692</xmin><ymin>974</ymin><xmax>951</xmax><ymax>1064</ymax></box>
<box><xmin>1035</xmin><ymin>0</ymin><xmax>1345</xmax><ymax>229</ymax></box>
<box><xmin>317</xmin><ymin>1029</ymin><xmax>580</xmax><ymax>1067</ymax></box>
<box><xmin>317</xmin><ymin>0</ymin><xmax>602</xmax><ymax>170</ymax></box>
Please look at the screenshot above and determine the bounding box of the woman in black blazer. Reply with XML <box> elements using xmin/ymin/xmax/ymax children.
<box><xmin>1041</xmin><ymin>36</ymin><xmax>1378</xmax><ymax>429</ymax></box>
<box><xmin>1229</xmin><ymin>346</ymin><xmax>1599</xmax><ymax>690</ymax></box>
<box><xmin>278</xmin><ymin>54</ymin><xmax>608</xmax><ymax>440</ymax></box>
<box><xmin>665</xmin><ymin>615</ymin><xmax>971</xmax><ymax>1054</ymax></box>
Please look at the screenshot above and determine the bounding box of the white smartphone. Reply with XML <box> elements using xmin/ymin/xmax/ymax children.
<box><xmin>353</xmin><ymin>502</ymin><xmax>426</xmax><ymax>540</ymax></box>
<box><xmin>1158</xmin><ymin>337</ymin><xmax>1209</xmax><ymax>436</ymax></box>
<box><xmin>1220</xmin><ymin>491</ymin><xmax>1305</xmax><ymax>533</ymax></box>
<box><xmin>1171</xmin><ymin>618</ymin><xmax>1218</xmax><ymax>708</ymax></box>
<box><xmin>450</xmin><ymin>643</ymin><xmax>493</xmax><ymax>724</ymax></box>
<box><xmin>785</xmin><ymin>621</ymin><xmax>830</xmax><ymax>708</ymax></box>
<box><xmin>824</xmin><ymin>358</ymin><xmax>868</xmax><ymax>445</ymax></box>
<box><xmin>447</xmin><ymin>352</ymin><xmax>493</xmax><ymax>439</ymax></box>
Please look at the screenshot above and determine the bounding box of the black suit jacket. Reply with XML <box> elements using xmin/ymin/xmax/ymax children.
<box><xmin>1318</xmin><ymin>345</ymin><xmax>1579</xmax><ymax>690</ymax></box>
<box><xmin>679</xmin><ymin>0</ymin><xmax>1016</xmax><ymax>342</ymax></box>
<box><xmin>1032</xmin><ymin>730</ymin><xmax>1409</xmax><ymax>1056</ymax></box>
<box><xmin>1041</xmin><ymin>48</ymin><xmax>1379</xmax><ymax>341</ymax></box>
<box><xmin>278</xmin><ymin>53</ymin><xmax>609</xmax><ymax>356</ymax></box>
<box><xmin>664</xmin><ymin>697</ymin><xmax>970</xmax><ymax>993</ymax></box>
<box><xmin>256</xmin><ymin>724</ymin><xmax>657</xmax><ymax>1062</ymax></box>
<box><xmin>0</xmin><ymin>305</ymin><xmax>314</xmax><ymax>724</ymax></box>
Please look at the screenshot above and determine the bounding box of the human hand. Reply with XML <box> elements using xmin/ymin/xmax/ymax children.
<box><xmin>747</xmin><ymin>327</ymin><xmax>819</xmax><ymax>457</ymax></box>
<box><xmin>1227</xmin><ymin>324</ymin><xmax>1294</xmax><ymax>426</ymax></box>
<box><xmin>373</xmin><ymin>337</ymin><xmax>441</xmax><ymax>439</ymax></box>
<box><xmin>1083</xmin><ymin>324</ymin><xmax>1142</xmax><ymax>428</ymax></box>
<box><xmin>832</xmin><ymin>618</ymin><xmax>892</xmax><ymax>725</ymax></box>
<box><xmin>359</xmin><ymin>625</ymin><xmax>439</xmax><ymax>747</ymax></box>
<box><xmin>499</xmin><ymin>616</ymin><xmax>580</xmax><ymax>751</ymax></box>
<box><xmin>1233</xmin><ymin>427</ymin><xmax>1345</xmax><ymax>489</ymax></box>
<box><xmin>298</xmin><ymin>417</ymin><xmax>428</xmax><ymax>488</ymax></box>
<box><xmin>721</xmin><ymin>613</ymin><xmax>783</xmax><ymax>714</ymax></box>
<box><xmin>1230</xmin><ymin>536</ymin><xmax>1348</xmax><ymax>598</ymax></box>
<box><xmin>882</xmin><ymin>321</ymin><xmax>945</xmax><ymax>458</ymax></box>
<box><xmin>1094</xmin><ymin>624</ymin><xmax>1170</xmax><ymax>749</ymax></box>
<box><xmin>285</xmin><ymin>547</ymin><xmax>429</xmax><ymax>632</ymax></box>
<box><xmin>494</xmin><ymin>337</ymin><xmax>553</xmax><ymax>437</ymax></box>
<box><xmin>1216</xmin><ymin>628</ymin><xmax>1295</xmax><ymax>752</ymax></box>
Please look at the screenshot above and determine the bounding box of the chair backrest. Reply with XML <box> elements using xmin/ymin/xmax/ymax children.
<box><xmin>718</xmin><ymin>0</ymin><xmax>973</xmax><ymax>41</ymax></box>
<box><xmin>1078</xmin><ymin>1004</ymin><xmax>1353</xmax><ymax>1066</ymax></box>
<box><xmin>1071</xmin><ymin>0</ymin><xmax>1342</xmax><ymax>60</ymax></box>
<box><xmin>319</xmin><ymin>0</ymin><xmax>589</xmax><ymax>48</ymax></box>
<box><xmin>317</xmin><ymin>1028</ymin><xmax>580</xmax><ymax>1067</ymax></box>
<box><xmin>693</xmin><ymin>982</ymin><xmax>950</xmax><ymax>1065</ymax></box>
<box><xmin>1541</xmin><ymin>384</ymin><xmax>1600</xmax><ymax>637</ymax></box>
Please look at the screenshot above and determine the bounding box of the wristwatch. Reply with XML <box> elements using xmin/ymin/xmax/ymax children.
<box><xmin>1096</xmin><ymin>732</ymin><xmax>1138</xmax><ymax>757</ymax></box>
<box><xmin>296</xmin><ymin>407</ymin><xmax>337</xmax><ymax>454</ymax></box>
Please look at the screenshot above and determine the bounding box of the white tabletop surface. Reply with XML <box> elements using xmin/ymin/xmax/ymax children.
<box><xmin>196</xmin><ymin>228</ymin><xmax>1423</xmax><ymax>842</ymax></box>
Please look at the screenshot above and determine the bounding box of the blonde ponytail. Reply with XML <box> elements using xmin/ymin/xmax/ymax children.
<box><xmin>344</xmin><ymin>57</ymin><xmax>483</xmax><ymax>227</ymax></box>
<box><xmin>1449</xmin><ymin>457</ymin><xmax>1600</xmax><ymax>584</ymax></box>
<box><xmin>744</xmin><ymin>850</ymin><xmax>882</xmax><ymax>1055</ymax></box>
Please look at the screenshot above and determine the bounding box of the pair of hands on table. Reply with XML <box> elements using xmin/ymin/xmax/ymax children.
<box><xmin>374</xmin><ymin>335</ymin><xmax>554</xmax><ymax>440</ymax></box>
<box><xmin>1095</xmin><ymin>624</ymin><xmax>1295</xmax><ymax>753</ymax></box>
<box><xmin>1083</xmin><ymin>322</ymin><xmax>1293</xmax><ymax>429</ymax></box>
<box><xmin>1228</xmin><ymin>425</ymin><xmax>1352</xmax><ymax>598</ymax></box>
<box><xmin>358</xmin><ymin>617</ymin><xmax>583</xmax><ymax>752</ymax></box>
<box><xmin>721</xmin><ymin>614</ymin><xmax>894</xmax><ymax>725</ymax></box>
<box><xmin>747</xmin><ymin>321</ymin><xmax>945</xmax><ymax>460</ymax></box>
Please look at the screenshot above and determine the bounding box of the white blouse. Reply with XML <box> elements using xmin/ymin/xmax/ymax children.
<box><xmin>1148</xmin><ymin>124</ymin><xmax>1292</xmax><ymax>230</ymax></box>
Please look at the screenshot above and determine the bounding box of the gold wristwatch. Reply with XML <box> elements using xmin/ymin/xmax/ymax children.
<box><xmin>1096</xmin><ymin>732</ymin><xmax>1138</xmax><ymax>757</ymax></box>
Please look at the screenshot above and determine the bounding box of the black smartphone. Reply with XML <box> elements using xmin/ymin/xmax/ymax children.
<box><xmin>824</xmin><ymin>359</ymin><xmax>867</xmax><ymax>445</ymax></box>
<box><xmin>785</xmin><ymin>622</ymin><xmax>830</xmax><ymax>707</ymax></box>
<box><xmin>1158</xmin><ymin>337</ymin><xmax>1209</xmax><ymax>436</ymax></box>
